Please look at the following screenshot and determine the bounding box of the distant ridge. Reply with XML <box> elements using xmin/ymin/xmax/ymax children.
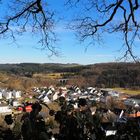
<box><xmin>0</xmin><ymin>62</ymin><xmax>139</xmax><ymax>89</ymax></box>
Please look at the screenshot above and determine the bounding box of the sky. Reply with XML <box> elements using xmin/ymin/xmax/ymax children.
<box><xmin>0</xmin><ymin>0</ymin><xmax>140</xmax><ymax>65</ymax></box>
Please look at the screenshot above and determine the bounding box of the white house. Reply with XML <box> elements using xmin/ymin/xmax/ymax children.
<box><xmin>38</xmin><ymin>93</ymin><xmax>44</xmax><ymax>99</ymax></box>
<box><xmin>12</xmin><ymin>100</ymin><xmax>20</xmax><ymax>107</ymax></box>
<box><xmin>12</xmin><ymin>91</ymin><xmax>21</xmax><ymax>98</ymax></box>
<box><xmin>3</xmin><ymin>91</ymin><xmax>12</xmax><ymax>99</ymax></box>
<box><xmin>0</xmin><ymin>104</ymin><xmax>12</xmax><ymax>114</ymax></box>
<box><xmin>46</xmin><ymin>89</ymin><xmax>53</xmax><ymax>96</ymax></box>
<box><xmin>43</xmin><ymin>95</ymin><xmax>51</xmax><ymax>103</ymax></box>
<box><xmin>0</xmin><ymin>92</ymin><xmax>3</xmax><ymax>99</ymax></box>
<box><xmin>108</xmin><ymin>91</ymin><xmax>119</xmax><ymax>97</ymax></box>
<box><xmin>53</xmin><ymin>92</ymin><xmax>59</xmax><ymax>101</ymax></box>
<box><xmin>89</xmin><ymin>88</ymin><xmax>96</xmax><ymax>94</ymax></box>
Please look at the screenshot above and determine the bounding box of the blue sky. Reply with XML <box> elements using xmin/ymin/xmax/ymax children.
<box><xmin>0</xmin><ymin>24</ymin><xmax>121</xmax><ymax>64</ymax></box>
<box><xmin>0</xmin><ymin>0</ymin><xmax>140</xmax><ymax>65</ymax></box>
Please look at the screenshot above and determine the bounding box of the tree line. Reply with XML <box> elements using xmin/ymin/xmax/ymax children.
<box><xmin>0</xmin><ymin>62</ymin><xmax>140</xmax><ymax>89</ymax></box>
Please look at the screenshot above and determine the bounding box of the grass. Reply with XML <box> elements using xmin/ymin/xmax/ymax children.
<box><xmin>33</xmin><ymin>73</ymin><xmax>62</xmax><ymax>79</ymax></box>
<box><xmin>112</xmin><ymin>88</ymin><xmax>140</xmax><ymax>95</ymax></box>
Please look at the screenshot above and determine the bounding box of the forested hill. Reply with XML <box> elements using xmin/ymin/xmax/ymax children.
<box><xmin>0</xmin><ymin>63</ymin><xmax>82</xmax><ymax>75</ymax></box>
<box><xmin>87</xmin><ymin>63</ymin><xmax>140</xmax><ymax>88</ymax></box>
<box><xmin>0</xmin><ymin>62</ymin><xmax>140</xmax><ymax>89</ymax></box>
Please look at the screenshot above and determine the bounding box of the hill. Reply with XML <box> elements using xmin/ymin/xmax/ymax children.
<box><xmin>0</xmin><ymin>62</ymin><xmax>140</xmax><ymax>90</ymax></box>
<box><xmin>0</xmin><ymin>63</ymin><xmax>82</xmax><ymax>75</ymax></box>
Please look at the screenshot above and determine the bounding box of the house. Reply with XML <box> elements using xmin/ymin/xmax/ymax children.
<box><xmin>53</xmin><ymin>92</ymin><xmax>58</xmax><ymax>101</ymax></box>
<box><xmin>46</xmin><ymin>89</ymin><xmax>53</xmax><ymax>96</ymax></box>
<box><xmin>124</xmin><ymin>98</ymin><xmax>140</xmax><ymax>107</ymax></box>
<box><xmin>38</xmin><ymin>93</ymin><xmax>44</xmax><ymax>99</ymax></box>
<box><xmin>0</xmin><ymin>103</ymin><xmax>12</xmax><ymax>114</ymax></box>
<box><xmin>0</xmin><ymin>91</ymin><xmax>2</xmax><ymax>99</ymax></box>
<box><xmin>43</xmin><ymin>95</ymin><xmax>51</xmax><ymax>103</ymax></box>
<box><xmin>101</xmin><ymin>121</ymin><xmax>117</xmax><ymax>136</ymax></box>
<box><xmin>12</xmin><ymin>100</ymin><xmax>20</xmax><ymax>107</ymax></box>
<box><xmin>108</xmin><ymin>91</ymin><xmax>119</xmax><ymax>97</ymax></box>
<box><xmin>87</xmin><ymin>87</ymin><xmax>96</xmax><ymax>94</ymax></box>
<box><xmin>3</xmin><ymin>91</ymin><xmax>12</xmax><ymax>99</ymax></box>
<box><xmin>25</xmin><ymin>105</ymin><xmax>32</xmax><ymax>112</ymax></box>
<box><xmin>127</xmin><ymin>111</ymin><xmax>140</xmax><ymax>118</ymax></box>
<box><xmin>12</xmin><ymin>91</ymin><xmax>21</xmax><ymax>98</ymax></box>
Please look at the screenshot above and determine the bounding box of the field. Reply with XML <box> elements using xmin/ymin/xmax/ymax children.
<box><xmin>113</xmin><ymin>88</ymin><xmax>140</xmax><ymax>95</ymax></box>
<box><xmin>33</xmin><ymin>73</ymin><xmax>63</xmax><ymax>79</ymax></box>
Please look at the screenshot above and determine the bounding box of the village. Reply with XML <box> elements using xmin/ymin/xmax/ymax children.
<box><xmin>0</xmin><ymin>85</ymin><xmax>140</xmax><ymax>139</ymax></box>
<box><xmin>0</xmin><ymin>85</ymin><xmax>140</xmax><ymax>117</ymax></box>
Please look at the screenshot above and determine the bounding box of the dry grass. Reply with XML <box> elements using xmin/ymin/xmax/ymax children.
<box><xmin>0</xmin><ymin>72</ymin><xmax>58</xmax><ymax>91</ymax></box>
<box><xmin>112</xmin><ymin>88</ymin><xmax>140</xmax><ymax>95</ymax></box>
<box><xmin>33</xmin><ymin>73</ymin><xmax>62</xmax><ymax>79</ymax></box>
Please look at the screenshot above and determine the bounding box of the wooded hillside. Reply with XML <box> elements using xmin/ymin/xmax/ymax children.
<box><xmin>0</xmin><ymin>62</ymin><xmax>139</xmax><ymax>89</ymax></box>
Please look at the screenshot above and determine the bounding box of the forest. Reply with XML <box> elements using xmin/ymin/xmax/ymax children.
<box><xmin>0</xmin><ymin>62</ymin><xmax>140</xmax><ymax>89</ymax></box>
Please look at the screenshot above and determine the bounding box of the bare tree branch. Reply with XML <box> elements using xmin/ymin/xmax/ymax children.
<box><xmin>0</xmin><ymin>0</ymin><xmax>58</xmax><ymax>56</ymax></box>
<box><xmin>1</xmin><ymin>0</ymin><xmax>140</xmax><ymax>61</ymax></box>
<box><xmin>67</xmin><ymin>0</ymin><xmax>140</xmax><ymax>62</ymax></box>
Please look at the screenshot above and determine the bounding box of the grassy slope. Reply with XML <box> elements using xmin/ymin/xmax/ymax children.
<box><xmin>112</xmin><ymin>88</ymin><xmax>140</xmax><ymax>95</ymax></box>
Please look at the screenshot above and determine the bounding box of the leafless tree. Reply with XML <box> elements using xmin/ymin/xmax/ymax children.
<box><xmin>0</xmin><ymin>0</ymin><xmax>58</xmax><ymax>56</ymax></box>
<box><xmin>66</xmin><ymin>0</ymin><xmax>140</xmax><ymax>62</ymax></box>
<box><xmin>1</xmin><ymin>0</ymin><xmax>140</xmax><ymax>61</ymax></box>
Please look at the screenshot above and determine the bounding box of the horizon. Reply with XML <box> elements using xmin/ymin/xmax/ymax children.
<box><xmin>0</xmin><ymin>61</ymin><xmax>136</xmax><ymax>66</ymax></box>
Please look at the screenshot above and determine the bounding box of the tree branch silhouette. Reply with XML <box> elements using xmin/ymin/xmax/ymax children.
<box><xmin>0</xmin><ymin>0</ymin><xmax>57</xmax><ymax>56</ymax></box>
<box><xmin>67</xmin><ymin>0</ymin><xmax>140</xmax><ymax>62</ymax></box>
